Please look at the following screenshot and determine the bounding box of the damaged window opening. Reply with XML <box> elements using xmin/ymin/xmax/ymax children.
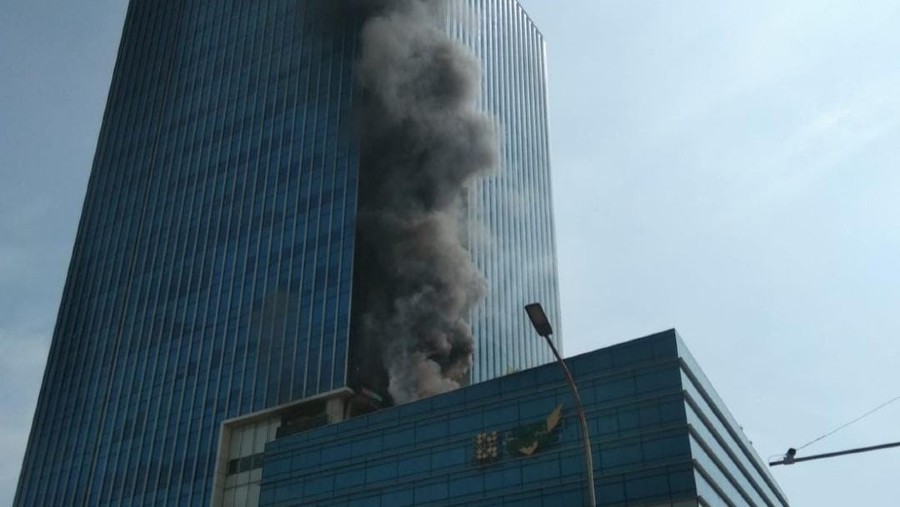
<box><xmin>225</xmin><ymin>453</ymin><xmax>265</xmax><ymax>476</ymax></box>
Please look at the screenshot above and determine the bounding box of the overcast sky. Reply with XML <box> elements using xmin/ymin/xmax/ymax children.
<box><xmin>2</xmin><ymin>0</ymin><xmax>899</xmax><ymax>505</ymax></box>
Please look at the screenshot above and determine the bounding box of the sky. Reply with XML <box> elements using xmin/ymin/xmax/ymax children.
<box><xmin>1</xmin><ymin>0</ymin><xmax>898</xmax><ymax>505</ymax></box>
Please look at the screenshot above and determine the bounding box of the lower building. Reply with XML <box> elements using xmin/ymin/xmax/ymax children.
<box><xmin>214</xmin><ymin>330</ymin><xmax>788</xmax><ymax>506</ymax></box>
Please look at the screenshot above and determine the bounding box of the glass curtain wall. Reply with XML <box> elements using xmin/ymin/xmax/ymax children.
<box><xmin>15</xmin><ymin>1</ymin><xmax>359</xmax><ymax>505</ymax></box>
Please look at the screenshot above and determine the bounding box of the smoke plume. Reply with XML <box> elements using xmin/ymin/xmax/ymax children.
<box><xmin>351</xmin><ymin>0</ymin><xmax>498</xmax><ymax>404</ymax></box>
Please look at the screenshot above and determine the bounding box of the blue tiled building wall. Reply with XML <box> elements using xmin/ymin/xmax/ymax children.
<box><xmin>259</xmin><ymin>331</ymin><xmax>740</xmax><ymax>507</ymax></box>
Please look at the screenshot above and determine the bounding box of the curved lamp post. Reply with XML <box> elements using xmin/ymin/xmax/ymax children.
<box><xmin>525</xmin><ymin>303</ymin><xmax>596</xmax><ymax>507</ymax></box>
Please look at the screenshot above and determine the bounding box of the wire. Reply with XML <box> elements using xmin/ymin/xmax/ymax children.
<box><xmin>797</xmin><ymin>394</ymin><xmax>900</xmax><ymax>451</ymax></box>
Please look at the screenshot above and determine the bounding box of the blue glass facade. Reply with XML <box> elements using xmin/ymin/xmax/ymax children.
<box><xmin>16</xmin><ymin>1</ymin><xmax>561</xmax><ymax>506</ymax></box>
<box><xmin>448</xmin><ymin>0</ymin><xmax>563</xmax><ymax>382</ymax></box>
<box><xmin>16</xmin><ymin>1</ymin><xmax>360</xmax><ymax>505</ymax></box>
<box><xmin>258</xmin><ymin>331</ymin><xmax>789</xmax><ymax>506</ymax></box>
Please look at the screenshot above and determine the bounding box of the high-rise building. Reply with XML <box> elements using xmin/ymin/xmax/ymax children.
<box><xmin>454</xmin><ymin>0</ymin><xmax>562</xmax><ymax>383</ymax></box>
<box><xmin>15</xmin><ymin>1</ymin><xmax>560</xmax><ymax>505</ymax></box>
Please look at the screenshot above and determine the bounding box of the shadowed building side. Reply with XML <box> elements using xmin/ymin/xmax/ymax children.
<box><xmin>15</xmin><ymin>2</ymin><xmax>361</xmax><ymax>505</ymax></box>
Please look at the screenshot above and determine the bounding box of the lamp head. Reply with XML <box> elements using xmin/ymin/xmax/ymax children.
<box><xmin>524</xmin><ymin>303</ymin><xmax>554</xmax><ymax>337</ymax></box>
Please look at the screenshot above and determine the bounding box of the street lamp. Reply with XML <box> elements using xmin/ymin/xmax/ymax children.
<box><xmin>525</xmin><ymin>303</ymin><xmax>597</xmax><ymax>507</ymax></box>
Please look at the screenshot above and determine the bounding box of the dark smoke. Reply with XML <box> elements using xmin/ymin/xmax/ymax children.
<box><xmin>351</xmin><ymin>0</ymin><xmax>499</xmax><ymax>404</ymax></box>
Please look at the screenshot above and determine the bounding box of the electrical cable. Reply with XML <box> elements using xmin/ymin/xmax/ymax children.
<box><xmin>797</xmin><ymin>393</ymin><xmax>900</xmax><ymax>451</ymax></box>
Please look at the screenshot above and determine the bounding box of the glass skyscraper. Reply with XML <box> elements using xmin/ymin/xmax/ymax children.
<box><xmin>452</xmin><ymin>0</ymin><xmax>562</xmax><ymax>382</ymax></box>
<box><xmin>14</xmin><ymin>1</ymin><xmax>559</xmax><ymax>505</ymax></box>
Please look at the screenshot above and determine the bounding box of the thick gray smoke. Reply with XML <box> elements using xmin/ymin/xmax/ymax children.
<box><xmin>351</xmin><ymin>0</ymin><xmax>498</xmax><ymax>404</ymax></box>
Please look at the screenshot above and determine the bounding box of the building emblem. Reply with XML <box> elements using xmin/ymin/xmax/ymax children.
<box><xmin>473</xmin><ymin>404</ymin><xmax>564</xmax><ymax>464</ymax></box>
<box><xmin>506</xmin><ymin>404</ymin><xmax>564</xmax><ymax>456</ymax></box>
<box><xmin>474</xmin><ymin>431</ymin><xmax>500</xmax><ymax>463</ymax></box>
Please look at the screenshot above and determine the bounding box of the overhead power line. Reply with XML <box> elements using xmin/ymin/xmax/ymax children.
<box><xmin>797</xmin><ymin>393</ymin><xmax>900</xmax><ymax>451</ymax></box>
<box><xmin>769</xmin><ymin>393</ymin><xmax>900</xmax><ymax>467</ymax></box>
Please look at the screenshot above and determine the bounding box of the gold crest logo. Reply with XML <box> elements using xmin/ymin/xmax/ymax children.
<box><xmin>507</xmin><ymin>404</ymin><xmax>564</xmax><ymax>457</ymax></box>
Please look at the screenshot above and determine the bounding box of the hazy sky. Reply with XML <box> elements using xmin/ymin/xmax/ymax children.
<box><xmin>1</xmin><ymin>0</ymin><xmax>898</xmax><ymax>505</ymax></box>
